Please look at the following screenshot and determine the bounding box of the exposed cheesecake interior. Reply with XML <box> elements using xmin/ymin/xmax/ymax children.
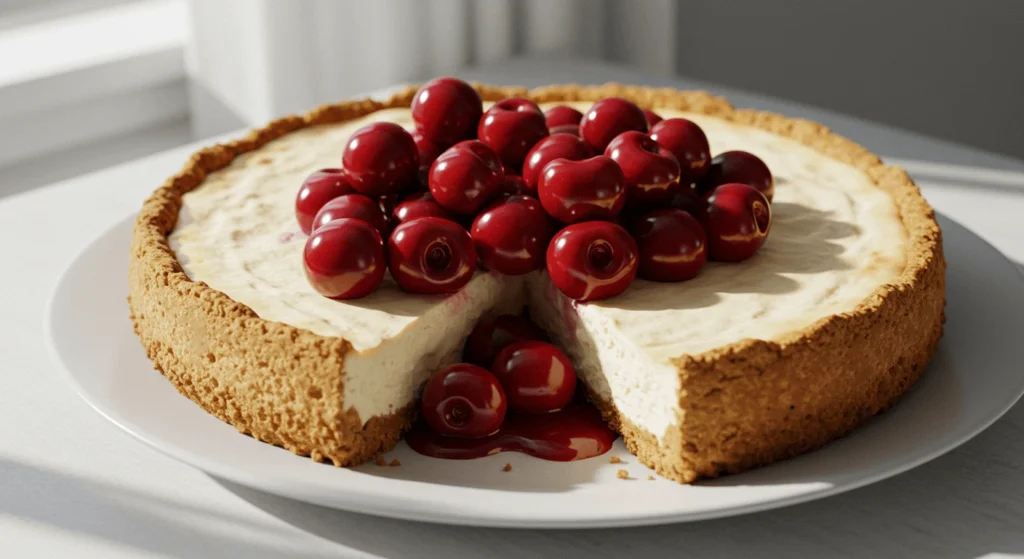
<box><xmin>170</xmin><ymin>102</ymin><xmax>907</xmax><ymax>445</ymax></box>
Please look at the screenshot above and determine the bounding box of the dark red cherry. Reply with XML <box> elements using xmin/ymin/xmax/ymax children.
<box><xmin>605</xmin><ymin>131</ymin><xmax>681</xmax><ymax>208</ymax></box>
<box><xmin>544</xmin><ymin>105</ymin><xmax>584</xmax><ymax>129</ymax></box>
<box><xmin>393</xmin><ymin>191</ymin><xmax>457</xmax><ymax>225</ymax></box>
<box><xmin>471</xmin><ymin>195</ymin><xmax>554</xmax><ymax>275</ymax></box>
<box><xmin>387</xmin><ymin>217</ymin><xmax>477</xmax><ymax>294</ymax></box>
<box><xmin>428</xmin><ymin>141</ymin><xmax>503</xmax><ymax>215</ymax></box>
<box><xmin>546</xmin><ymin>221</ymin><xmax>638</xmax><ymax>302</ymax></box>
<box><xmin>497</xmin><ymin>174</ymin><xmax>529</xmax><ymax>197</ymax></box>
<box><xmin>411</xmin><ymin>77</ymin><xmax>483</xmax><ymax>146</ymax></box>
<box><xmin>548</xmin><ymin>124</ymin><xmax>580</xmax><ymax>137</ymax></box>
<box><xmin>649</xmin><ymin>118</ymin><xmax>711</xmax><ymax>184</ymax></box>
<box><xmin>295</xmin><ymin>168</ymin><xmax>355</xmax><ymax>234</ymax></box>
<box><xmin>477</xmin><ymin>97</ymin><xmax>549</xmax><ymax>172</ymax></box>
<box><xmin>633</xmin><ymin>209</ymin><xmax>707</xmax><ymax>282</ymax></box>
<box><xmin>341</xmin><ymin>122</ymin><xmax>418</xmax><ymax>196</ymax></box>
<box><xmin>491</xmin><ymin>341</ymin><xmax>576</xmax><ymax>414</ymax></box>
<box><xmin>464</xmin><ymin>314</ymin><xmax>548</xmax><ymax>368</ymax></box>
<box><xmin>310</xmin><ymin>194</ymin><xmax>389</xmax><ymax>237</ymax></box>
<box><xmin>303</xmin><ymin>219</ymin><xmax>386</xmax><ymax>299</ymax></box>
<box><xmin>412</xmin><ymin>130</ymin><xmax>444</xmax><ymax>188</ymax></box>
<box><xmin>420</xmin><ymin>364</ymin><xmax>507</xmax><ymax>438</ymax></box>
<box><xmin>538</xmin><ymin>156</ymin><xmax>626</xmax><ymax>224</ymax></box>
<box><xmin>703</xmin><ymin>183</ymin><xmax>772</xmax><ymax>261</ymax></box>
<box><xmin>579</xmin><ymin>97</ymin><xmax>648</xmax><ymax>152</ymax></box>
<box><xmin>699</xmin><ymin>150</ymin><xmax>775</xmax><ymax>201</ymax></box>
<box><xmin>643</xmin><ymin>109</ymin><xmax>663</xmax><ymax>127</ymax></box>
<box><xmin>668</xmin><ymin>184</ymin><xmax>705</xmax><ymax>216</ymax></box>
<box><xmin>521</xmin><ymin>133</ymin><xmax>592</xmax><ymax>194</ymax></box>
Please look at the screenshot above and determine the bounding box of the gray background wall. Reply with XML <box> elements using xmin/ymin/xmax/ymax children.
<box><xmin>669</xmin><ymin>0</ymin><xmax>1024</xmax><ymax>159</ymax></box>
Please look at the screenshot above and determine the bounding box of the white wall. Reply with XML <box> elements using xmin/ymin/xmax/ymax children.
<box><xmin>672</xmin><ymin>0</ymin><xmax>1024</xmax><ymax>159</ymax></box>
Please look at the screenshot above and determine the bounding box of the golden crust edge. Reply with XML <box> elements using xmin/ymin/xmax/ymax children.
<box><xmin>128</xmin><ymin>83</ymin><xmax>945</xmax><ymax>478</ymax></box>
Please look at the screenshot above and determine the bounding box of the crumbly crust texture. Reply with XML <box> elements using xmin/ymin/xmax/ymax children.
<box><xmin>128</xmin><ymin>83</ymin><xmax>944</xmax><ymax>481</ymax></box>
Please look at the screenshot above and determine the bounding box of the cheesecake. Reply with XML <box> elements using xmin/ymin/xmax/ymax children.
<box><xmin>128</xmin><ymin>84</ymin><xmax>945</xmax><ymax>482</ymax></box>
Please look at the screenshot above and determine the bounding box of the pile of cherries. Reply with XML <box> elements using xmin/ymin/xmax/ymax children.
<box><xmin>298</xmin><ymin>77</ymin><xmax>774</xmax><ymax>302</ymax></box>
<box><xmin>422</xmin><ymin>314</ymin><xmax>574</xmax><ymax>438</ymax></box>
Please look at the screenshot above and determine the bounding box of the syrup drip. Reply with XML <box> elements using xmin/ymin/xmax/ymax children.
<box><xmin>406</xmin><ymin>402</ymin><xmax>617</xmax><ymax>461</ymax></box>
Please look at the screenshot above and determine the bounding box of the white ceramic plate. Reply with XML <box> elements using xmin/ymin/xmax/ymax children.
<box><xmin>46</xmin><ymin>213</ymin><xmax>1024</xmax><ymax>528</ymax></box>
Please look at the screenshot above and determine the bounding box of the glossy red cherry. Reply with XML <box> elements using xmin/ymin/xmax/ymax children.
<box><xmin>497</xmin><ymin>174</ymin><xmax>529</xmax><ymax>197</ymax></box>
<box><xmin>428</xmin><ymin>141</ymin><xmax>503</xmax><ymax>215</ymax></box>
<box><xmin>649</xmin><ymin>118</ymin><xmax>711</xmax><ymax>184</ymax></box>
<box><xmin>491</xmin><ymin>341</ymin><xmax>576</xmax><ymax>414</ymax></box>
<box><xmin>546</xmin><ymin>221</ymin><xmax>638</xmax><ymax>302</ymax></box>
<box><xmin>412</xmin><ymin>130</ymin><xmax>444</xmax><ymax>187</ymax></box>
<box><xmin>411</xmin><ymin>77</ymin><xmax>483</xmax><ymax>146</ymax></box>
<box><xmin>605</xmin><ymin>131</ymin><xmax>681</xmax><ymax>208</ymax></box>
<box><xmin>521</xmin><ymin>133</ymin><xmax>593</xmax><ymax>194</ymax></box>
<box><xmin>393</xmin><ymin>191</ymin><xmax>457</xmax><ymax>225</ymax></box>
<box><xmin>341</xmin><ymin>122</ymin><xmax>418</xmax><ymax>196</ymax></box>
<box><xmin>303</xmin><ymin>219</ymin><xmax>386</xmax><ymax>299</ymax></box>
<box><xmin>420</xmin><ymin>363</ymin><xmax>507</xmax><ymax>438</ymax></box>
<box><xmin>310</xmin><ymin>194</ymin><xmax>389</xmax><ymax>237</ymax></box>
<box><xmin>700</xmin><ymin>150</ymin><xmax>775</xmax><ymax>201</ymax></box>
<box><xmin>388</xmin><ymin>217</ymin><xmax>477</xmax><ymax>294</ymax></box>
<box><xmin>464</xmin><ymin>314</ymin><xmax>548</xmax><ymax>368</ymax></box>
<box><xmin>477</xmin><ymin>97</ymin><xmax>548</xmax><ymax>172</ymax></box>
<box><xmin>538</xmin><ymin>156</ymin><xmax>626</xmax><ymax>224</ymax></box>
<box><xmin>544</xmin><ymin>105</ymin><xmax>584</xmax><ymax>129</ymax></box>
<box><xmin>643</xmin><ymin>109</ymin><xmax>663</xmax><ymax>127</ymax></box>
<box><xmin>703</xmin><ymin>183</ymin><xmax>772</xmax><ymax>261</ymax></box>
<box><xmin>548</xmin><ymin>124</ymin><xmax>580</xmax><ymax>136</ymax></box>
<box><xmin>579</xmin><ymin>97</ymin><xmax>648</xmax><ymax>152</ymax></box>
<box><xmin>632</xmin><ymin>209</ymin><xmax>707</xmax><ymax>282</ymax></box>
<box><xmin>471</xmin><ymin>195</ymin><xmax>554</xmax><ymax>275</ymax></box>
<box><xmin>295</xmin><ymin>168</ymin><xmax>355</xmax><ymax>234</ymax></box>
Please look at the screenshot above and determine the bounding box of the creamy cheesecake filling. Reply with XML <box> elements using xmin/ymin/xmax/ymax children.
<box><xmin>170</xmin><ymin>102</ymin><xmax>907</xmax><ymax>436</ymax></box>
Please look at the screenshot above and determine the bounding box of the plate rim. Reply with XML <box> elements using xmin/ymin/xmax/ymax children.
<box><xmin>44</xmin><ymin>211</ymin><xmax>1024</xmax><ymax>528</ymax></box>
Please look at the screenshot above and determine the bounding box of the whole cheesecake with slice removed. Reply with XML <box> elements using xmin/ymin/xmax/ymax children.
<box><xmin>128</xmin><ymin>83</ymin><xmax>945</xmax><ymax>483</ymax></box>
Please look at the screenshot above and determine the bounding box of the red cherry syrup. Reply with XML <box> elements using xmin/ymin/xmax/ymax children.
<box><xmin>406</xmin><ymin>400</ymin><xmax>616</xmax><ymax>461</ymax></box>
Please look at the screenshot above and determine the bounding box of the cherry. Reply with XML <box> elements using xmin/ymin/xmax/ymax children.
<box><xmin>303</xmin><ymin>219</ymin><xmax>386</xmax><ymax>299</ymax></box>
<box><xmin>497</xmin><ymin>174</ymin><xmax>529</xmax><ymax>197</ymax></box>
<box><xmin>632</xmin><ymin>209</ymin><xmax>707</xmax><ymax>282</ymax></box>
<box><xmin>310</xmin><ymin>194</ymin><xmax>389</xmax><ymax>237</ymax></box>
<box><xmin>393</xmin><ymin>191</ymin><xmax>457</xmax><ymax>225</ymax></box>
<box><xmin>387</xmin><ymin>217</ymin><xmax>477</xmax><ymax>294</ymax></box>
<box><xmin>668</xmin><ymin>184</ymin><xmax>705</xmax><ymax>216</ymax></box>
<box><xmin>548</xmin><ymin>124</ymin><xmax>580</xmax><ymax>137</ymax></box>
<box><xmin>471</xmin><ymin>195</ymin><xmax>554</xmax><ymax>275</ymax></box>
<box><xmin>699</xmin><ymin>150</ymin><xmax>775</xmax><ymax>201</ymax></box>
<box><xmin>411</xmin><ymin>77</ymin><xmax>482</xmax><ymax>146</ymax></box>
<box><xmin>605</xmin><ymin>131</ymin><xmax>681</xmax><ymax>208</ymax></box>
<box><xmin>491</xmin><ymin>341</ymin><xmax>577</xmax><ymax>414</ymax></box>
<box><xmin>579</xmin><ymin>97</ymin><xmax>648</xmax><ymax>152</ymax></box>
<box><xmin>703</xmin><ymin>183</ymin><xmax>772</xmax><ymax>261</ymax></box>
<box><xmin>428</xmin><ymin>140</ymin><xmax>503</xmax><ymax>215</ymax></box>
<box><xmin>544</xmin><ymin>105</ymin><xmax>584</xmax><ymax>129</ymax></box>
<box><xmin>420</xmin><ymin>364</ymin><xmax>507</xmax><ymax>438</ymax></box>
<box><xmin>537</xmin><ymin>156</ymin><xmax>626</xmax><ymax>224</ymax></box>
<box><xmin>546</xmin><ymin>221</ymin><xmax>638</xmax><ymax>302</ymax></box>
<box><xmin>295</xmin><ymin>168</ymin><xmax>355</xmax><ymax>234</ymax></box>
<box><xmin>521</xmin><ymin>133</ymin><xmax>593</xmax><ymax>194</ymax></box>
<box><xmin>477</xmin><ymin>97</ymin><xmax>548</xmax><ymax>172</ymax></box>
<box><xmin>412</xmin><ymin>130</ymin><xmax>444</xmax><ymax>188</ymax></box>
<box><xmin>643</xmin><ymin>109</ymin><xmax>663</xmax><ymax>127</ymax></box>
<box><xmin>464</xmin><ymin>314</ymin><xmax>548</xmax><ymax>368</ymax></box>
<box><xmin>341</xmin><ymin>122</ymin><xmax>418</xmax><ymax>196</ymax></box>
<box><xmin>649</xmin><ymin>118</ymin><xmax>711</xmax><ymax>184</ymax></box>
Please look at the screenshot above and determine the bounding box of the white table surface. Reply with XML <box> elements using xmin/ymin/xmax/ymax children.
<box><xmin>4</xmin><ymin>61</ymin><xmax>1024</xmax><ymax>558</ymax></box>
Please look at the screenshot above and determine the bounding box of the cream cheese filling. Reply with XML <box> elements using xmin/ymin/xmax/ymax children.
<box><xmin>169</xmin><ymin>101</ymin><xmax>907</xmax><ymax>435</ymax></box>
